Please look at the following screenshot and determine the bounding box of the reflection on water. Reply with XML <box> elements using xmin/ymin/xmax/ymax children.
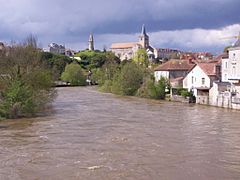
<box><xmin>1</xmin><ymin>87</ymin><xmax>240</xmax><ymax>180</ymax></box>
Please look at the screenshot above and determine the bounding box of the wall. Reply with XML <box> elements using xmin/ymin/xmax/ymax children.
<box><xmin>154</xmin><ymin>71</ymin><xmax>169</xmax><ymax>82</ymax></box>
<box><xmin>183</xmin><ymin>65</ymin><xmax>210</xmax><ymax>96</ymax></box>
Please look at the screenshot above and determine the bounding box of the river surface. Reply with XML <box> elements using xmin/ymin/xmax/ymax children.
<box><xmin>1</xmin><ymin>87</ymin><xmax>240</xmax><ymax>180</ymax></box>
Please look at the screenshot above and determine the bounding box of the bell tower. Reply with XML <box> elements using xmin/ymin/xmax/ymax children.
<box><xmin>139</xmin><ymin>24</ymin><xmax>149</xmax><ymax>49</ymax></box>
<box><xmin>88</xmin><ymin>33</ymin><xmax>94</xmax><ymax>51</ymax></box>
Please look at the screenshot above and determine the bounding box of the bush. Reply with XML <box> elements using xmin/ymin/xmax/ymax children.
<box><xmin>99</xmin><ymin>80</ymin><xmax>113</xmax><ymax>93</ymax></box>
<box><xmin>0</xmin><ymin>41</ymin><xmax>55</xmax><ymax>119</ymax></box>
<box><xmin>137</xmin><ymin>76</ymin><xmax>168</xmax><ymax>99</ymax></box>
<box><xmin>61</xmin><ymin>63</ymin><xmax>86</xmax><ymax>86</ymax></box>
<box><xmin>174</xmin><ymin>88</ymin><xmax>192</xmax><ymax>97</ymax></box>
<box><xmin>112</xmin><ymin>62</ymin><xmax>144</xmax><ymax>96</ymax></box>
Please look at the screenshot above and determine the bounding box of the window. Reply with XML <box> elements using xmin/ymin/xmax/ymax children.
<box><xmin>202</xmin><ymin>78</ymin><xmax>205</xmax><ymax>85</ymax></box>
<box><xmin>225</xmin><ymin>62</ymin><xmax>228</xmax><ymax>69</ymax></box>
<box><xmin>233</xmin><ymin>53</ymin><xmax>236</xmax><ymax>61</ymax></box>
<box><xmin>192</xmin><ymin>76</ymin><xmax>194</xmax><ymax>84</ymax></box>
<box><xmin>233</xmin><ymin>66</ymin><xmax>236</xmax><ymax>77</ymax></box>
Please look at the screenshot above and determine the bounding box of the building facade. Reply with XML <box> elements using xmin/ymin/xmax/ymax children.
<box><xmin>110</xmin><ymin>25</ymin><xmax>154</xmax><ymax>61</ymax></box>
<box><xmin>222</xmin><ymin>46</ymin><xmax>240</xmax><ymax>83</ymax></box>
<box><xmin>48</xmin><ymin>43</ymin><xmax>65</xmax><ymax>55</ymax></box>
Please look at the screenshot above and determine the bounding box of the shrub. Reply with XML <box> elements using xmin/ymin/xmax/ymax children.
<box><xmin>0</xmin><ymin>40</ymin><xmax>55</xmax><ymax>119</ymax></box>
<box><xmin>61</xmin><ymin>63</ymin><xmax>86</xmax><ymax>86</ymax></box>
<box><xmin>112</xmin><ymin>62</ymin><xmax>144</xmax><ymax>96</ymax></box>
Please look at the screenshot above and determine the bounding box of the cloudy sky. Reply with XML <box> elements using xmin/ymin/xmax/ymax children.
<box><xmin>0</xmin><ymin>0</ymin><xmax>240</xmax><ymax>53</ymax></box>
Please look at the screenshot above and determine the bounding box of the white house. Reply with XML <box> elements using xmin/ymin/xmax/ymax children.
<box><xmin>183</xmin><ymin>63</ymin><xmax>220</xmax><ymax>100</ymax></box>
<box><xmin>154</xmin><ymin>59</ymin><xmax>195</xmax><ymax>87</ymax></box>
<box><xmin>222</xmin><ymin>46</ymin><xmax>240</xmax><ymax>83</ymax></box>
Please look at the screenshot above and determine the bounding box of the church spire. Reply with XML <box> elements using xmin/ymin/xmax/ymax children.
<box><xmin>141</xmin><ymin>24</ymin><xmax>147</xmax><ymax>35</ymax></box>
<box><xmin>88</xmin><ymin>33</ymin><xmax>94</xmax><ymax>51</ymax></box>
<box><xmin>139</xmin><ymin>24</ymin><xmax>149</xmax><ymax>49</ymax></box>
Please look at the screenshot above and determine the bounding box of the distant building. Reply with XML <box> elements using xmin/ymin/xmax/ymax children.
<box><xmin>154</xmin><ymin>48</ymin><xmax>181</xmax><ymax>60</ymax></box>
<box><xmin>88</xmin><ymin>33</ymin><xmax>94</xmax><ymax>51</ymax></box>
<box><xmin>180</xmin><ymin>52</ymin><xmax>213</xmax><ymax>61</ymax></box>
<box><xmin>221</xmin><ymin>37</ymin><xmax>240</xmax><ymax>83</ymax></box>
<box><xmin>183</xmin><ymin>62</ymin><xmax>221</xmax><ymax>100</ymax></box>
<box><xmin>154</xmin><ymin>59</ymin><xmax>195</xmax><ymax>87</ymax></box>
<box><xmin>48</xmin><ymin>43</ymin><xmax>65</xmax><ymax>55</ymax></box>
<box><xmin>110</xmin><ymin>25</ymin><xmax>154</xmax><ymax>61</ymax></box>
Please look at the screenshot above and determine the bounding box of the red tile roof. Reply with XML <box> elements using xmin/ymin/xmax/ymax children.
<box><xmin>154</xmin><ymin>59</ymin><xmax>196</xmax><ymax>71</ymax></box>
<box><xmin>197</xmin><ymin>63</ymin><xmax>217</xmax><ymax>76</ymax></box>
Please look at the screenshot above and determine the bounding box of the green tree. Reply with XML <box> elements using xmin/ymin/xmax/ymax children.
<box><xmin>133</xmin><ymin>49</ymin><xmax>149</xmax><ymax>67</ymax></box>
<box><xmin>155</xmin><ymin>77</ymin><xmax>169</xmax><ymax>99</ymax></box>
<box><xmin>112</xmin><ymin>62</ymin><xmax>144</xmax><ymax>95</ymax></box>
<box><xmin>0</xmin><ymin>38</ymin><xmax>55</xmax><ymax>119</ymax></box>
<box><xmin>61</xmin><ymin>63</ymin><xmax>86</xmax><ymax>86</ymax></box>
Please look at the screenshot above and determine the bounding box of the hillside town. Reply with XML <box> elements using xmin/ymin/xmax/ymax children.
<box><xmin>1</xmin><ymin>25</ymin><xmax>240</xmax><ymax>110</ymax></box>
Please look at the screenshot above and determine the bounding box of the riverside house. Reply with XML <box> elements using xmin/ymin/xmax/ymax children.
<box><xmin>183</xmin><ymin>62</ymin><xmax>221</xmax><ymax>104</ymax></box>
<box><xmin>154</xmin><ymin>59</ymin><xmax>195</xmax><ymax>88</ymax></box>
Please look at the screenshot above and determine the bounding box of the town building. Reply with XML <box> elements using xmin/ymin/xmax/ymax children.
<box><xmin>48</xmin><ymin>43</ymin><xmax>65</xmax><ymax>55</ymax></box>
<box><xmin>154</xmin><ymin>59</ymin><xmax>195</xmax><ymax>87</ymax></box>
<box><xmin>183</xmin><ymin>62</ymin><xmax>221</xmax><ymax>103</ymax></box>
<box><xmin>221</xmin><ymin>40</ymin><xmax>240</xmax><ymax>83</ymax></box>
<box><xmin>110</xmin><ymin>25</ymin><xmax>154</xmax><ymax>61</ymax></box>
<box><xmin>154</xmin><ymin>48</ymin><xmax>181</xmax><ymax>60</ymax></box>
<box><xmin>88</xmin><ymin>33</ymin><xmax>94</xmax><ymax>51</ymax></box>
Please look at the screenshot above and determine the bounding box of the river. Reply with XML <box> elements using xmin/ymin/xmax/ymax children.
<box><xmin>0</xmin><ymin>87</ymin><xmax>240</xmax><ymax>180</ymax></box>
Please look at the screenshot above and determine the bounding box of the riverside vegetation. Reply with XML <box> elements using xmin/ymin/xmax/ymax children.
<box><xmin>0</xmin><ymin>38</ymin><xmax>168</xmax><ymax>119</ymax></box>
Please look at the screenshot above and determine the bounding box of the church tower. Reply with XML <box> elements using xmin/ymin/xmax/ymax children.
<box><xmin>139</xmin><ymin>24</ymin><xmax>149</xmax><ymax>49</ymax></box>
<box><xmin>88</xmin><ymin>33</ymin><xmax>94</xmax><ymax>51</ymax></box>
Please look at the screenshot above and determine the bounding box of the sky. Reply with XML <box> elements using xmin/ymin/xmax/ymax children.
<box><xmin>0</xmin><ymin>0</ymin><xmax>240</xmax><ymax>54</ymax></box>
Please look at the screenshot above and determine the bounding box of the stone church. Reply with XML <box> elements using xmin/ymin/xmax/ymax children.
<box><xmin>110</xmin><ymin>25</ymin><xmax>154</xmax><ymax>61</ymax></box>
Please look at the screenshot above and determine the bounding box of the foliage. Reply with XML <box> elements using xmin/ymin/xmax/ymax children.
<box><xmin>137</xmin><ymin>76</ymin><xmax>169</xmax><ymax>99</ymax></box>
<box><xmin>40</xmin><ymin>52</ymin><xmax>73</xmax><ymax>80</ymax></box>
<box><xmin>0</xmin><ymin>41</ymin><xmax>55</xmax><ymax>119</ymax></box>
<box><xmin>111</xmin><ymin>62</ymin><xmax>144</xmax><ymax>96</ymax></box>
<box><xmin>75</xmin><ymin>50</ymin><xmax>120</xmax><ymax>69</ymax></box>
<box><xmin>174</xmin><ymin>88</ymin><xmax>192</xmax><ymax>97</ymax></box>
<box><xmin>133</xmin><ymin>49</ymin><xmax>149</xmax><ymax>67</ymax></box>
<box><xmin>155</xmin><ymin>77</ymin><xmax>169</xmax><ymax>99</ymax></box>
<box><xmin>61</xmin><ymin>63</ymin><xmax>86</xmax><ymax>86</ymax></box>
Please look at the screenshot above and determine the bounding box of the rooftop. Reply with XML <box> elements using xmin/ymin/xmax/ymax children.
<box><xmin>197</xmin><ymin>63</ymin><xmax>218</xmax><ymax>76</ymax></box>
<box><xmin>111</xmin><ymin>42</ymin><xmax>140</xmax><ymax>49</ymax></box>
<box><xmin>154</xmin><ymin>59</ymin><xmax>195</xmax><ymax>71</ymax></box>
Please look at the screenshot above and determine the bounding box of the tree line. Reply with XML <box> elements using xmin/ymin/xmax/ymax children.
<box><xmin>0</xmin><ymin>36</ymin><xmax>168</xmax><ymax>119</ymax></box>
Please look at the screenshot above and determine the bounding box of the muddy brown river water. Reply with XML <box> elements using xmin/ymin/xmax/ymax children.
<box><xmin>1</xmin><ymin>87</ymin><xmax>240</xmax><ymax>180</ymax></box>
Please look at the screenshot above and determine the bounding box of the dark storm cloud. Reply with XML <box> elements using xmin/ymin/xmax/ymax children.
<box><xmin>0</xmin><ymin>0</ymin><xmax>239</xmax><ymax>51</ymax></box>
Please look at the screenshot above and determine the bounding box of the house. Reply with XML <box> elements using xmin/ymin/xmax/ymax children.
<box><xmin>110</xmin><ymin>25</ymin><xmax>154</xmax><ymax>61</ymax></box>
<box><xmin>221</xmin><ymin>39</ymin><xmax>240</xmax><ymax>83</ymax></box>
<box><xmin>48</xmin><ymin>43</ymin><xmax>65</xmax><ymax>55</ymax></box>
<box><xmin>207</xmin><ymin>36</ymin><xmax>240</xmax><ymax>110</ymax></box>
<box><xmin>154</xmin><ymin>59</ymin><xmax>195</xmax><ymax>87</ymax></box>
<box><xmin>153</xmin><ymin>48</ymin><xmax>181</xmax><ymax>60</ymax></box>
<box><xmin>183</xmin><ymin>62</ymin><xmax>221</xmax><ymax>104</ymax></box>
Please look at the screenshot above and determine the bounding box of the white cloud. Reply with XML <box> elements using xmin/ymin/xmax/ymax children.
<box><xmin>94</xmin><ymin>24</ymin><xmax>240</xmax><ymax>53</ymax></box>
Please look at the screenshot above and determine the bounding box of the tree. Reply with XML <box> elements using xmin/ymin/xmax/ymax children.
<box><xmin>155</xmin><ymin>77</ymin><xmax>169</xmax><ymax>99</ymax></box>
<box><xmin>61</xmin><ymin>63</ymin><xmax>86</xmax><ymax>86</ymax></box>
<box><xmin>133</xmin><ymin>49</ymin><xmax>149</xmax><ymax>67</ymax></box>
<box><xmin>112</xmin><ymin>62</ymin><xmax>144</xmax><ymax>95</ymax></box>
<box><xmin>0</xmin><ymin>37</ymin><xmax>55</xmax><ymax>119</ymax></box>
